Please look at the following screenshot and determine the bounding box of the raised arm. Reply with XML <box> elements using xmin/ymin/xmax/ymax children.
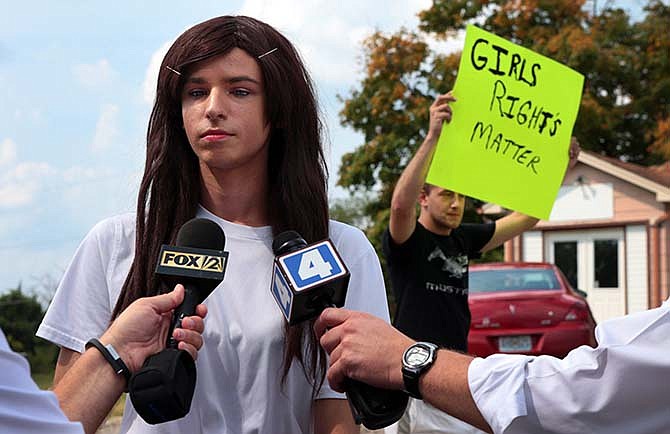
<box><xmin>389</xmin><ymin>92</ymin><xmax>456</xmax><ymax>244</ymax></box>
<box><xmin>480</xmin><ymin>211</ymin><xmax>539</xmax><ymax>253</ymax></box>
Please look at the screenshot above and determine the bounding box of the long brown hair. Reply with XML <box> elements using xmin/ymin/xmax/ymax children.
<box><xmin>112</xmin><ymin>16</ymin><xmax>329</xmax><ymax>392</ymax></box>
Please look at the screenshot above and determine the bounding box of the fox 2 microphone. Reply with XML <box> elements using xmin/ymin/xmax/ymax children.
<box><xmin>270</xmin><ymin>230</ymin><xmax>408</xmax><ymax>430</ymax></box>
<box><xmin>129</xmin><ymin>218</ymin><xmax>228</xmax><ymax>424</ymax></box>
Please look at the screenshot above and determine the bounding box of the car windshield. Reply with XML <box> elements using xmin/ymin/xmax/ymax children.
<box><xmin>469</xmin><ymin>268</ymin><xmax>561</xmax><ymax>293</ymax></box>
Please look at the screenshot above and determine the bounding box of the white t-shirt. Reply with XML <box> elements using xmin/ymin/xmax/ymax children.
<box><xmin>0</xmin><ymin>328</ymin><xmax>85</xmax><ymax>434</ymax></box>
<box><xmin>469</xmin><ymin>298</ymin><xmax>670</xmax><ymax>434</ymax></box>
<box><xmin>38</xmin><ymin>206</ymin><xmax>390</xmax><ymax>434</ymax></box>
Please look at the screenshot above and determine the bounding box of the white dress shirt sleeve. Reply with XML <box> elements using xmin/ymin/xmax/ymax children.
<box><xmin>468</xmin><ymin>300</ymin><xmax>670</xmax><ymax>434</ymax></box>
<box><xmin>0</xmin><ymin>329</ymin><xmax>85</xmax><ymax>434</ymax></box>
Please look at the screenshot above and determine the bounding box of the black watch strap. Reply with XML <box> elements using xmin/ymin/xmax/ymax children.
<box><xmin>402</xmin><ymin>342</ymin><xmax>438</xmax><ymax>400</ymax></box>
<box><xmin>403</xmin><ymin>371</ymin><xmax>423</xmax><ymax>400</ymax></box>
<box><xmin>85</xmin><ymin>338</ymin><xmax>132</xmax><ymax>385</ymax></box>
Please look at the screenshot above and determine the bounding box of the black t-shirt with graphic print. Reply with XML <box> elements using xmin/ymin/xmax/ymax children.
<box><xmin>383</xmin><ymin>221</ymin><xmax>495</xmax><ymax>352</ymax></box>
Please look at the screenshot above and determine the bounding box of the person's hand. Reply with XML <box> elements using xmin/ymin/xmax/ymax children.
<box><xmin>314</xmin><ymin>308</ymin><xmax>414</xmax><ymax>393</ymax></box>
<box><xmin>426</xmin><ymin>91</ymin><xmax>457</xmax><ymax>143</ymax></box>
<box><xmin>568</xmin><ymin>136</ymin><xmax>581</xmax><ymax>170</ymax></box>
<box><xmin>100</xmin><ymin>284</ymin><xmax>207</xmax><ymax>372</ymax></box>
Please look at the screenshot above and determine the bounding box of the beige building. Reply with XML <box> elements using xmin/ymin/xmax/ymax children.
<box><xmin>504</xmin><ymin>151</ymin><xmax>670</xmax><ymax>323</ymax></box>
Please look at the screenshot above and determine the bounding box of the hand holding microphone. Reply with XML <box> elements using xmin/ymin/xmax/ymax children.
<box><xmin>270</xmin><ymin>231</ymin><xmax>408</xmax><ymax>430</ymax></box>
<box><xmin>315</xmin><ymin>307</ymin><xmax>415</xmax><ymax>394</ymax></box>
<box><xmin>100</xmin><ymin>284</ymin><xmax>207</xmax><ymax>373</ymax></box>
<box><xmin>129</xmin><ymin>218</ymin><xmax>228</xmax><ymax>424</ymax></box>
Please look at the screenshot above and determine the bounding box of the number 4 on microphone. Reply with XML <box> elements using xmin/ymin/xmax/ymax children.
<box><xmin>270</xmin><ymin>239</ymin><xmax>350</xmax><ymax>325</ymax></box>
<box><xmin>298</xmin><ymin>249</ymin><xmax>333</xmax><ymax>280</ymax></box>
<box><xmin>282</xmin><ymin>242</ymin><xmax>345</xmax><ymax>290</ymax></box>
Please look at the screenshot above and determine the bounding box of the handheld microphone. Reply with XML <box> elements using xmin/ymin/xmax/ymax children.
<box><xmin>271</xmin><ymin>230</ymin><xmax>408</xmax><ymax>430</ymax></box>
<box><xmin>129</xmin><ymin>218</ymin><xmax>228</xmax><ymax>424</ymax></box>
<box><xmin>270</xmin><ymin>230</ymin><xmax>349</xmax><ymax>325</ymax></box>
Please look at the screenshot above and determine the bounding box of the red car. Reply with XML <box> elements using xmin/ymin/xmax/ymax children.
<box><xmin>467</xmin><ymin>262</ymin><xmax>596</xmax><ymax>358</ymax></box>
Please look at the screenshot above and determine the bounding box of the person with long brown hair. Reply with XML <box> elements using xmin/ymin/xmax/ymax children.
<box><xmin>38</xmin><ymin>15</ymin><xmax>389</xmax><ymax>434</ymax></box>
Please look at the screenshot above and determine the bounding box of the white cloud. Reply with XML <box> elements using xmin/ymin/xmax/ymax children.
<box><xmin>62</xmin><ymin>166</ymin><xmax>111</xmax><ymax>183</ymax></box>
<box><xmin>0</xmin><ymin>157</ymin><xmax>123</xmax><ymax>213</ymax></box>
<box><xmin>143</xmin><ymin>40</ymin><xmax>173</xmax><ymax>105</ymax></box>
<box><xmin>238</xmin><ymin>1</ymin><xmax>373</xmax><ymax>85</ymax></box>
<box><xmin>91</xmin><ymin>104</ymin><xmax>120</xmax><ymax>151</ymax></box>
<box><xmin>426</xmin><ymin>29</ymin><xmax>466</xmax><ymax>57</ymax></box>
<box><xmin>141</xmin><ymin>2</ymin><xmax>462</xmax><ymax>98</ymax></box>
<box><xmin>59</xmin><ymin>164</ymin><xmax>136</xmax><ymax>222</ymax></box>
<box><xmin>140</xmin><ymin>1</ymin><xmax>440</xmax><ymax>90</ymax></box>
<box><xmin>237</xmin><ymin>0</ymin><xmax>462</xmax><ymax>85</ymax></box>
<box><xmin>0</xmin><ymin>138</ymin><xmax>17</xmax><ymax>166</ymax></box>
<box><xmin>0</xmin><ymin>161</ymin><xmax>53</xmax><ymax>208</ymax></box>
<box><xmin>73</xmin><ymin>59</ymin><xmax>118</xmax><ymax>88</ymax></box>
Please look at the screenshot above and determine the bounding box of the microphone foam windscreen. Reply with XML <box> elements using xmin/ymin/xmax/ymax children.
<box><xmin>176</xmin><ymin>218</ymin><xmax>226</xmax><ymax>251</ymax></box>
<box><xmin>272</xmin><ymin>230</ymin><xmax>306</xmax><ymax>255</ymax></box>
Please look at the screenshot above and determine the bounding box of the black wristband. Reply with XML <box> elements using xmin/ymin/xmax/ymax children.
<box><xmin>85</xmin><ymin>338</ymin><xmax>132</xmax><ymax>386</ymax></box>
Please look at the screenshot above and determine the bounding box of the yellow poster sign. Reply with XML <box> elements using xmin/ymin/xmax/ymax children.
<box><xmin>426</xmin><ymin>25</ymin><xmax>584</xmax><ymax>219</ymax></box>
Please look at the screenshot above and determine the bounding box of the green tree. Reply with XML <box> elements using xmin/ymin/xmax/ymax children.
<box><xmin>0</xmin><ymin>285</ymin><xmax>43</xmax><ymax>354</ymax></box>
<box><xmin>329</xmin><ymin>194</ymin><xmax>374</xmax><ymax>232</ymax></box>
<box><xmin>633</xmin><ymin>1</ymin><xmax>670</xmax><ymax>159</ymax></box>
<box><xmin>0</xmin><ymin>284</ymin><xmax>58</xmax><ymax>373</ymax></box>
<box><xmin>338</xmin><ymin>0</ymin><xmax>669</xmax><ymax>245</ymax></box>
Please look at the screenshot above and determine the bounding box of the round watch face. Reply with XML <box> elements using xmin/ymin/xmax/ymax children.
<box><xmin>403</xmin><ymin>345</ymin><xmax>431</xmax><ymax>368</ymax></box>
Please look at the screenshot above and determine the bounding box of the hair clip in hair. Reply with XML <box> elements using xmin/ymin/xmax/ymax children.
<box><xmin>165</xmin><ymin>65</ymin><xmax>182</xmax><ymax>76</ymax></box>
<box><xmin>258</xmin><ymin>47</ymin><xmax>278</xmax><ymax>59</ymax></box>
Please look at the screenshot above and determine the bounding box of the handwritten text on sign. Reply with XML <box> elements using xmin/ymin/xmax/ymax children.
<box><xmin>426</xmin><ymin>25</ymin><xmax>584</xmax><ymax>219</ymax></box>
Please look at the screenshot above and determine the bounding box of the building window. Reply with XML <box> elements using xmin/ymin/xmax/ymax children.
<box><xmin>555</xmin><ymin>241</ymin><xmax>578</xmax><ymax>289</ymax></box>
<box><xmin>594</xmin><ymin>239</ymin><xmax>618</xmax><ymax>288</ymax></box>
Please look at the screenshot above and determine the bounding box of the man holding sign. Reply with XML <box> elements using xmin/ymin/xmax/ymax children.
<box><xmin>383</xmin><ymin>24</ymin><xmax>581</xmax><ymax>434</ymax></box>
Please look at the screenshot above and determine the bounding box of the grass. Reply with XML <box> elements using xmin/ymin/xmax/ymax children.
<box><xmin>111</xmin><ymin>394</ymin><xmax>126</xmax><ymax>418</ymax></box>
<box><xmin>33</xmin><ymin>371</ymin><xmax>54</xmax><ymax>389</ymax></box>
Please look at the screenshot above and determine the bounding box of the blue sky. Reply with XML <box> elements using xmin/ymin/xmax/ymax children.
<box><xmin>0</xmin><ymin>1</ymin><xmax>646</xmax><ymax>295</ymax></box>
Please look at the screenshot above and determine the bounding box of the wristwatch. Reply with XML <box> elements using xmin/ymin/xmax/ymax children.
<box><xmin>401</xmin><ymin>341</ymin><xmax>438</xmax><ymax>399</ymax></box>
